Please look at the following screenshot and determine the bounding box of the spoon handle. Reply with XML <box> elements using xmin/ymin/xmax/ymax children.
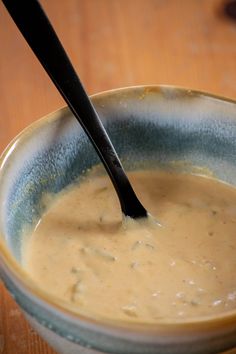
<box><xmin>3</xmin><ymin>0</ymin><xmax>147</xmax><ymax>218</ymax></box>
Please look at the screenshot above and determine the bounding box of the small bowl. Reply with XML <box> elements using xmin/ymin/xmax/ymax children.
<box><xmin>1</xmin><ymin>85</ymin><xmax>236</xmax><ymax>354</ymax></box>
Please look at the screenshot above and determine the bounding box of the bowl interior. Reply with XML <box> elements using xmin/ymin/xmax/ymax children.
<box><xmin>1</xmin><ymin>86</ymin><xmax>236</xmax><ymax>263</ymax></box>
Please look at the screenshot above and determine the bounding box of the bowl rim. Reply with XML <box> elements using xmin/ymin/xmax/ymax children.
<box><xmin>91</xmin><ymin>83</ymin><xmax>236</xmax><ymax>104</ymax></box>
<box><xmin>1</xmin><ymin>84</ymin><xmax>236</xmax><ymax>338</ymax></box>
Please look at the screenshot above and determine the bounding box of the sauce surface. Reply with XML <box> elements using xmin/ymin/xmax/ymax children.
<box><xmin>23</xmin><ymin>170</ymin><xmax>236</xmax><ymax>323</ymax></box>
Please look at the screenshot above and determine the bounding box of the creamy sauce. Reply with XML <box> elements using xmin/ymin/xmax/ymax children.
<box><xmin>23</xmin><ymin>170</ymin><xmax>236</xmax><ymax>323</ymax></box>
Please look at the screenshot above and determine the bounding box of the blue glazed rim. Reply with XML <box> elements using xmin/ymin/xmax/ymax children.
<box><xmin>1</xmin><ymin>85</ymin><xmax>236</xmax><ymax>341</ymax></box>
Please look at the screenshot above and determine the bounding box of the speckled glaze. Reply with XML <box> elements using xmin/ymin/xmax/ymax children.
<box><xmin>1</xmin><ymin>86</ymin><xmax>236</xmax><ymax>354</ymax></box>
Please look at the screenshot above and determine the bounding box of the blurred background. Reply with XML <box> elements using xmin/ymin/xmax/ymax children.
<box><xmin>0</xmin><ymin>0</ymin><xmax>236</xmax><ymax>353</ymax></box>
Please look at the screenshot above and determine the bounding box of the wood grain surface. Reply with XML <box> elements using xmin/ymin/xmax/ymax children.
<box><xmin>0</xmin><ymin>0</ymin><xmax>236</xmax><ymax>353</ymax></box>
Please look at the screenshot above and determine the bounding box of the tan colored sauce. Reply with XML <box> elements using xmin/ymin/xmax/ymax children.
<box><xmin>23</xmin><ymin>170</ymin><xmax>236</xmax><ymax>323</ymax></box>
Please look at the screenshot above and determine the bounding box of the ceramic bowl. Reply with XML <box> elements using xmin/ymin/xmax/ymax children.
<box><xmin>1</xmin><ymin>85</ymin><xmax>236</xmax><ymax>354</ymax></box>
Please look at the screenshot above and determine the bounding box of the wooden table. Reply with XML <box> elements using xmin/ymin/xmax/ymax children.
<box><xmin>0</xmin><ymin>0</ymin><xmax>236</xmax><ymax>353</ymax></box>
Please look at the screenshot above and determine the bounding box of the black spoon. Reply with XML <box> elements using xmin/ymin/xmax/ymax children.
<box><xmin>2</xmin><ymin>0</ymin><xmax>147</xmax><ymax>219</ymax></box>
